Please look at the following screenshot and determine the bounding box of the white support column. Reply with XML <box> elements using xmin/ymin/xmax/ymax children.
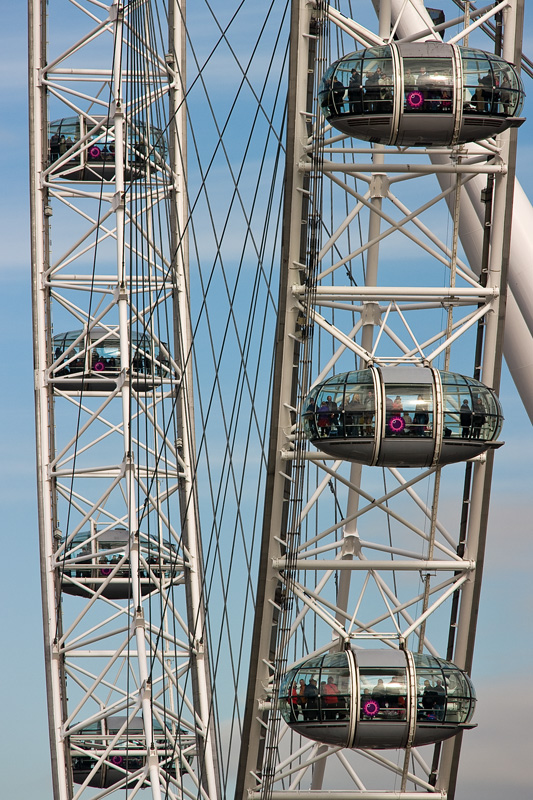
<box><xmin>29</xmin><ymin>1</ymin><xmax>70</xmax><ymax>797</ymax></box>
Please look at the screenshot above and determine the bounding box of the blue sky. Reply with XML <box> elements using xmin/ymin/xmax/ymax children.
<box><xmin>1</xmin><ymin>3</ymin><xmax>532</xmax><ymax>798</ymax></box>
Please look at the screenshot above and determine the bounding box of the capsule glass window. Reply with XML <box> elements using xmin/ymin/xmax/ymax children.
<box><xmin>49</xmin><ymin>119</ymin><xmax>81</xmax><ymax>163</ymax></box>
<box><xmin>383</xmin><ymin>383</ymin><xmax>433</xmax><ymax>438</ymax></box>
<box><xmin>461</xmin><ymin>50</ymin><xmax>524</xmax><ymax>117</ymax></box>
<box><xmin>339</xmin><ymin>58</ymin><xmax>364</xmax><ymax>114</ymax></box>
<box><xmin>441</xmin><ymin>373</ymin><xmax>502</xmax><ymax>440</ymax></box>
<box><xmin>359</xmin><ymin>667</ymin><xmax>408</xmax><ymax>721</ymax></box>
<box><xmin>343</xmin><ymin>384</ymin><xmax>371</xmax><ymax>438</ymax></box>
<box><xmin>489</xmin><ymin>59</ymin><xmax>522</xmax><ymax>116</ymax></box>
<box><xmin>89</xmin><ymin>340</ymin><xmax>120</xmax><ymax>372</ymax></box>
<box><xmin>442</xmin><ymin>374</ymin><xmax>473</xmax><ymax>438</ymax></box>
<box><xmin>462</xmin><ymin>51</ymin><xmax>495</xmax><ymax>114</ymax></box>
<box><xmin>403</xmin><ymin>57</ymin><xmax>453</xmax><ymax>114</ymax></box>
<box><xmin>362</xmin><ymin>50</ymin><xmax>394</xmax><ymax>115</ymax></box>
<box><xmin>49</xmin><ymin>119</ymin><xmax>81</xmax><ymax>140</ymax></box>
<box><xmin>469</xmin><ymin>382</ymin><xmax>501</xmax><ymax>439</ymax></box>
<box><xmin>53</xmin><ymin>334</ymin><xmax>84</xmax><ymax>373</ymax></box>
<box><xmin>314</xmin><ymin>385</ymin><xmax>344</xmax><ymax>436</ymax></box>
<box><xmin>442</xmin><ymin>668</ymin><xmax>475</xmax><ymax>724</ymax></box>
<box><xmin>318</xmin><ymin>667</ymin><xmax>351</xmax><ymax>723</ymax></box>
<box><xmin>416</xmin><ymin>667</ymin><xmax>446</xmax><ymax>721</ymax></box>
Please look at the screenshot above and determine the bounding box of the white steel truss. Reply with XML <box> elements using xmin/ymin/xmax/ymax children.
<box><xmin>236</xmin><ymin>2</ymin><xmax>524</xmax><ymax>799</ymax></box>
<box><xmin>29</xmin><ymin>1</ymin><xmax>219</xmax><ymax>798</ymax></box>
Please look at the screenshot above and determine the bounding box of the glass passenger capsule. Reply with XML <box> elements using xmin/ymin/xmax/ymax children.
<box><xmin>51</xmin><ymin>327</ymin><xmax>173</xmax><ymax>392</ymax></box>
<box><xmin>319</xmin><ymin>42</ymin><xmax>525</xmax><ymax>146</ymax></box>
<box><xmin>302</xmin><ymin>366</ymin><xmax>503</xmax><ymax>467</ymax></box>
<box><xmin>279</xmin><ymin>648</ymin><xmax>476</xmax><ymax>750</ymax></box>
<box><xmin>48</xmin><ymin>115</ymin><xmax>167</xmax><ymax>180</ymax></box>
<box><xmin>70</xmin><ymin>715</ymin><xmax>194</xmax><ymax>788</ymax></box>
<box><xmin>60</xmin><ymin>526</ymin><xmax>182</xmax><ymax>600</ymax></box>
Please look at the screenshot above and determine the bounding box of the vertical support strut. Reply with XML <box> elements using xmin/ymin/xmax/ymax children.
<box><xmin>29</xmin><ymin>0</ymin><xmax>70</xmax><ymax>795</ymax></box>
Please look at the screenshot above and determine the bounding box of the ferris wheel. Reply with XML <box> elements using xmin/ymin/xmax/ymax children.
<box><xmin>28</xmin><ymin>2</ymin><xmax>530</xmax><ymax>799</ymax></box>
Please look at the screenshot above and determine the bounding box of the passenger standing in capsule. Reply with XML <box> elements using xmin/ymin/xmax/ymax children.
<box><xmin>365</xmin><ymin>68</ymin><xmax>381</xmax><ymax>112</ymax></box>
<box><xmin>317</xmin><ymin>399</ymin><xmax>332</xmax><ymax>436</ymax></box>
<box><xmin>348</xmin><ymin>68</ymin><xmax>362</xmax><ymax>113</ymax></box>
<box><xmin>379</xmin><ymin>67</ymin><xmax>393</xmax><ymax>113</ymax></box>
<box><xmin>392</xmin><ymin>395</ymin><xmax>403</xmax><ymax>413</ymax></box>
<box><xmin>500</xmin><ymin>73</ymin><xmax>512</xmax><ymax>114</ymax></box>
<box><xmin>331</xmin><ymin>77</ymin><xmax>345</xmax><ymax>113</ymax></box>
<box><xmin>50</xmin><ymin>132</ymin><xmax>60</xmax><ymax>161</ymax></box>
<box><xmin>345</xmin><ymin>392</ymin><xmax>364</xmax><ymax>437</ymax></box>
<box><xmin>478</xmin><ymin>71</ymin><xmax>492</xmax><ymax>112</ymax></box>
<box><xmin>440</xmin><ymin>89</ymin><xmax>452</xmax><ymax>112</ymax></box>
<box><xmin>322</xmin><ymin>676</ymin><xmax>340</xmax><ymax>720</ymax></box>
<box><xmin>413</xmin><ymin>394</ymin><xmax>429</xmax><ymax>436</ymax></box>
<box><xmin>460</xmin><ymin>399</ymin><xmax>472</xmax><ymax>438</ymax></box>
<box><xmin>404</xmin><ymin>65</ymin><xmax>415</xmax><ymax>88</ymax></box>
<box><xmin>421</xmin><ymin>679</ymin><xmax>437</xmax><ymax>716</ymax></box>
<box><xmin>327</xmin><ymin>395</ymin><xmax>339</xmax><ymax>426</ymax></box>
<box><xmin>472</xmin><ymin>396</ymin><xmax>486</xmax><ymax>438</ymax></box>
<box><xmin>298</xmin><ymin>679</ymin><xmax>307</xmax><ymax>715</ymax></box>
<box><xmin>288</xmin><ymin>682</ymin><xmax>299</xmax><ymax>721</ymax></box>
<box><xmin>304</xmin><ymin>678</ymin><xmax>318</xmax><ymax>720</ymax></box>
<box><xmin>322</xmin><ymin>77</ymin><xmax>345</xmax><ymax>115</ymax></box>
<box><xmin>434</xmin><ymin>679</ymin><xmax>446</xmax><ymax>720</ymax></box>
<box><xmin>364</xmin><ymin>388</ymin><xmax>375</xmax><ymax>435</ymax></box>
<box><xmin>416</xmin><ymin>65</ymin><xmax>429</xmax><ymax>86</ymax></box>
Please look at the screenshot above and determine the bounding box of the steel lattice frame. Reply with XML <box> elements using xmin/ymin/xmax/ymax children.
<box><xmin>236</xmin><ymin>2</ymin><xmax>523</xmax><ymax>799</ymax></box>
<box><xmin>29</xmin><ymin>1</ymin><xmax>219</xmax><ymax>798</ymax></box>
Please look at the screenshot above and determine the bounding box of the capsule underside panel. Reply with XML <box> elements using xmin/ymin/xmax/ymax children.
<box><xmin>310</xmin><ymin>436</ymin><xmax>498</xmax><ymax>467</ymax></box>
<box><xmin>353</xmin><ymin>721</ymin><xmax>474</xmax><ymax>750</ymax></box>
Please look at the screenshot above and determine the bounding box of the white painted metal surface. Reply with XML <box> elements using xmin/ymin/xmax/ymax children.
<box><xmin>29</xmin><ymin>2</ymin><xmax>219</xmax><ymax>797</ymax></box>
<box><xmin>236</xmin><ymin>2</ymin><xmax>524</xmax><ymax>798</ymax></box>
